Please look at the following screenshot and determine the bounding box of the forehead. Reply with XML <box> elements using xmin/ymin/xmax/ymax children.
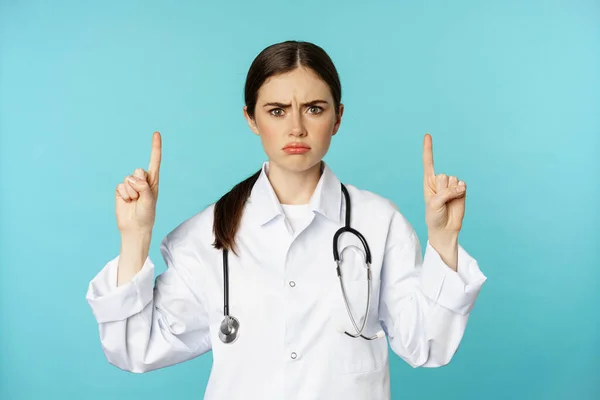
<box><xmin>257</xmin><ymin>67</ymin><xmax>332</xmax><ymax>101</ymax></box>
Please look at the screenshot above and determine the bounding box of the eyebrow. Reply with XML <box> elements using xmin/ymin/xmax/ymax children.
<box><xmin>262</xmin><ymin>99</ymin><xmax>329</xmax><ymax>108</ymax></box>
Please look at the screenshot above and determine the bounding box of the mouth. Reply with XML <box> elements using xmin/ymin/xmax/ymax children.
<box><xmin>282</xmin><ymin>143</ymin><xmax>311</xmax><ymax>154</ymax></box>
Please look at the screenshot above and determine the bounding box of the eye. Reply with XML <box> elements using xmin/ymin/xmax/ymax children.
<box><xmin>308</xmin><ymin>106</ymin><xmax>323</xmax><ymax>114</ymax></box>
<box><xmin>269</xmin><ymin>108</ymin><xmax>285</xmax><ymax>117</ymax></box>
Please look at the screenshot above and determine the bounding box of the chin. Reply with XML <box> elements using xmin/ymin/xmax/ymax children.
<box><xmin>270</xmin><ymin>155</ymin><xmax>323</xmax><ymax>174</ymax></box>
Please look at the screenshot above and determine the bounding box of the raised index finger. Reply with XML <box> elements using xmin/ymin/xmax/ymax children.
<box><xmin>422</xmin><ymin>133</ymin><xmax>435</xmax><ymax>178</ymax></box>
<box><xmin>148</xmin><ymin>131</ymin><xmax>162</xmax><ymax>181</ymax></box>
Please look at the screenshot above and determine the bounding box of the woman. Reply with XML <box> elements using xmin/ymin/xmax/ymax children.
<box><xmin>86</xmin><ymin>40</ymin><xmax>487</xmax><ymax>400</ymax></box>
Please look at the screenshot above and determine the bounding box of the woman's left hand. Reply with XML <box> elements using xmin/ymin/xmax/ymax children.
<box><xmin>422</xmin><ymin>133</ymin><xmax>467</xmax><ymax>235</ymax></box>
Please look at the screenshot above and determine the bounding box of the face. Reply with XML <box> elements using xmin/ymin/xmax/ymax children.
<box><xmin>243</xmin><ymin>66</ymin><xmax>344</xmax><ymax>174</ymax></box>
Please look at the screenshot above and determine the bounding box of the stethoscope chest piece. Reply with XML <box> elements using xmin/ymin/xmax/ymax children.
<box><xmin>219</xmin><ymin>315</ymin><xmax>240</xmax><ymax>344</ymax></box>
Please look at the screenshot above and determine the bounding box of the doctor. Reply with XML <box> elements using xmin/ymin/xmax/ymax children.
<box><xmin>86</xmin><ymin>40</ymin><xmax>487</xmax><ymax>400</ymax></box>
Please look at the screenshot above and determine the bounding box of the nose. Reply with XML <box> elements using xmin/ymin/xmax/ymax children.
<box><xmin>289</xmin><ymin>110</ymin><xmax>307</xmax><ymax>137</ymax></box>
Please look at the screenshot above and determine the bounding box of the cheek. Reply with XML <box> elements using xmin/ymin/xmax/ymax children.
<box><xmin>255</xmin><ymin>119</ymin><xmax>280</xmax><ymax>151</ymax></box>
<box><xmin>259</xmin><ymin>134</ymin><xmax>277</xmax><ymax>151</ymax></box>
<box><xmin>255</xmin><ymin>114</ymin><xmax>278</xmax><ymax>136</ymax></box>
<box><xmin>257</xmin><ymin>125</ymin><xmax>279</xmax><ymax>144</ymax></box>
<box><xmin>307</xmin><ymin>118</ymin><xmax>336</xmax><ymax>139</ymax></box>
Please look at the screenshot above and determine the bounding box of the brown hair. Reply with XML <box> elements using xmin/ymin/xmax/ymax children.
<box><xmin>212</xmin><ymin>40</ymin><xmax>342</xmax><ymax>254</ymax></box>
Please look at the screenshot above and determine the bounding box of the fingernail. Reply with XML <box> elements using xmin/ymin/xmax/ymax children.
<box><xmin>127</xmin><ymin>177</ymin><xmax>137</xmax><ymax>185</ymax></box>
<box><xmin>456</xmin><ymin>186</ymin><xmax>465</xmax><ymax>192</ymax></box>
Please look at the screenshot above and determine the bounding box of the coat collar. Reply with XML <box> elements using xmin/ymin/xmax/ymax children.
<box><xmin>247</xmin><ymin>161</ymin><xmax>342</xmax><ymax>226</ymax></box>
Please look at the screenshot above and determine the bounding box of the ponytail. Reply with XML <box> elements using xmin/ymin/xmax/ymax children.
<box><xmin>212</xmin><ymin>169</ymin><xmax>262</xmax><ymax>254</ymax></box>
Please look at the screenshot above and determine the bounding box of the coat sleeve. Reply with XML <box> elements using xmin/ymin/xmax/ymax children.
<box><xmin>85</xmin><ymin>236</ymin><xmax>212</xmax><ymax>373</ymax></box>
<box><xmin>378</xmin><ymin>210</ymin><xmax>487</xmax><ymax>368</ymax></box>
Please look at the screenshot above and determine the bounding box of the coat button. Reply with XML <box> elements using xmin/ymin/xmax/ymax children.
<box><xmin>290</xmin><ymin>352</ymin><xmax>297</xmax><ymax>359</ymax></box>
<box><xmin>289</xmin><ymin>281</ymin><xmax>296</xmax><ymax>287</ymax></box>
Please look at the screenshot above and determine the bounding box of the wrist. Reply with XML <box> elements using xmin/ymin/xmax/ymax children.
<box><xmin>428</xmin><ymin>230</ymin><xmax>459</xmax><ymax>247</ymax></box>
<box><xmin>428</xmin><ymin>231</ymin><xmax>458</xmax><ymax>249</ymax></box>
<box><xmin>118</xmin><ymin>231</ymin><xmax>153</xmax><ymax>282</ymax></box>
<box><xmin>428</xmin><ymin>231</ymin><xmax>459</xmax><ymax>272</ymax></box>
<box><xmin>121</xmin><ymin>232</ymin><xmax>152</xmax><ymax>256</ymax></box>
<box><xmin>121</xmin><ymin>229</ymin><xmax>152</xmax><ymax>243</ymax></box>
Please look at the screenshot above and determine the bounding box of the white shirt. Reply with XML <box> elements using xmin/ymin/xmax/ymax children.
<box><xmin>281</xmin><ymin>203</ymin><xmax>313</xmax><ymax>234</ymax></box>
<box><xmin>86</xmin><ymin>161</ymin><xmax>487</xmax><ymax>400</ymax></box>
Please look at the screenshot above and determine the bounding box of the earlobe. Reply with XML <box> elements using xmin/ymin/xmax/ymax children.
<box><xmin>243</xmin><ymin>106</ymin><xmax>260</xmax><ymax>136</ymax></box>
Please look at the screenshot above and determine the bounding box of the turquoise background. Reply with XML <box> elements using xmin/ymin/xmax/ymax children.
<box><xmin>1</xmin><ymin>0</ymin><xmax>598</xmax><ymax>399</ymax></box>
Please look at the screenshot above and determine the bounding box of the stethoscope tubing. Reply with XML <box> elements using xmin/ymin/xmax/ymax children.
<box><xmin>219</xmin><ymin>183</ymin><xmax>377</xmax><ymax>343</ymax></box>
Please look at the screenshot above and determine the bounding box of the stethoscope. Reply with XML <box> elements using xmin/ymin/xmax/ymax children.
<box><xmin>218</xmin><ymin>183</ymin><xmax>384</xmax><ymax>344</ymax></box>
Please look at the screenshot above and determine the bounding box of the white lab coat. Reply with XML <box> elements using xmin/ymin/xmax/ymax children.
<box><xmin>86</xmin><ymin>161</ymin><xmax>487</xmax><ymax>400</ymax></box>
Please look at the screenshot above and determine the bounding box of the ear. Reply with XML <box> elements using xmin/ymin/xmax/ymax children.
<box><xmin>332</xmin><ymin>103</ymin><xmax>344</xmax><ymax>136</ymax></box>
<box><xmin>243</xmin><ymin>106</ymin><xmax>260</xmax><ymax>136</ymax></box>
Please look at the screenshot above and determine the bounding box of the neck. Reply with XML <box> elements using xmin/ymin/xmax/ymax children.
<box><xmin>267</xmin><ymin>161</ymin><xmax>322</xmax><ymax>205</ymax></box>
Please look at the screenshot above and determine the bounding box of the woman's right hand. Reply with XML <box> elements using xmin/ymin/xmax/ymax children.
<box><xmin>115</xmin><ymin>131</ymin><xmax>162</xmax><ymax>235</ymax></box>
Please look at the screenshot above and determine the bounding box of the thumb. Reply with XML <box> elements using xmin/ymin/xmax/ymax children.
<box><xmin>430</xmin><ymin>185</ymin><xmax>466</xmax><ymax>209</ymax></box>
<box><xmin>133</xmin><ymin>168</ymin><xmax>149</xmax><ymax>181</ymax></box>
<box><xmin>132</xmin><ymin>168</ymin><xmax>157</xmax><ymax>199</ymax></box>
<box><xmin>127</xmin><ymin>175</ymin><xmax>154</xmax><ymax>199</ymax></box>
